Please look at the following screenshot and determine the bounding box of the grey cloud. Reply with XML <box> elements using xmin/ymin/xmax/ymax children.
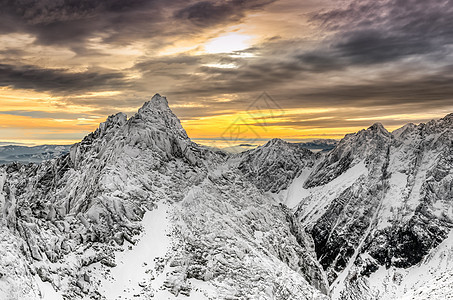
<box><xmin>307</xmin><ymin>0</ymin><xmax>453</xmax><ymax>66</ymax></box>
<box><xmin>247</xmin><ymin>104</ymin><xmax>452</xmax><ymax>132</ymax></box>
<box><xmin>0</xmin><ymin>0</ymin><xmax>276</xmax><ymax>49</ymax></box>
<box><xmin>287</xmin><ymin>69</ymin><xmax>453</xmax><ymax>108</ymax></box>
<box><xmin>333</xmin><ymin>29</ymin><xmax>434</xmax><ymax>65</ymax></box>
<box><xmin>0</xmin><ymin>110</ymin><xmax>100</xmax><ymax>119</ymax></box>
<box><xmin>137</xmin><ymin>52</ymin><xmax>453</xmax><ymax>118</ymax></box>
<box><xmin>174</xmin><ymin>0</ymin><xmax>275</xmax><ymax>26</ymax></box>
<box><xmin>127</xmin><ymin>46</ymin><xmax>453</xmax><ymax>114</ymax></box>
<box><xmin>0</xmin><ymin>63</ymin><xmax>127</xmax><ymax>94</ymax></box>
<box><xmin>0</xmin><ymin>0</ymin><xmax>168</xmax><ymax>46</ymax></box>
<box><xmin>2</xmin><ymin>0</ymin><xmax>453</xmax><ymax>134</ymax></box>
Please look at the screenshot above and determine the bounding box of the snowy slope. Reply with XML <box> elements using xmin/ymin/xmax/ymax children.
<box><xmin>0</xmin><ymin>94</ymin><xmax>327</xmax><ymax>299</ymax></box>
<box><xmin>1</xmin><ymin>94</ymin><xmax>452</xmax><ymax>299</ymax></box>
<box><xmin>168</xmin><ymin>168</ymin><xmax>328</xmax><ymax>299</ymax></box>
<box><xmin>1</xmin><ymin>94</ymin><xmax>227</xmax><ymax>299</ymax></box>
<box><xmin>287</xmin><ymin>115</ymin><xmax>453</xmax><ymax>299</ymax></box>
<box><xmin>238</xmin><ymin>138</ymin><xmax>318</xmax><ymax>193</ymax></box>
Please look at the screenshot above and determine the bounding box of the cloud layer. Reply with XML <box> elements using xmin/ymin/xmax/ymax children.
<box><xmin>1</xmin><ymin>0</ymin><xmax>453</xmax><ymax>144</ymax></box>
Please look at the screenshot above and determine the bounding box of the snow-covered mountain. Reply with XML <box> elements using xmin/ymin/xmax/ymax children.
<box><xmin>0</xmin><ymin>94</ymin><xmax>452</xmax><ymax>299</ymax></box>
<box><xmin>297</xmin><ymin>139</ymin><xmax>338</xmax><ymax>153</ymax></box>
<box><xmin>0</xmin><ymin>145</ymin><xmax>71</xmax><ymax>164</ymax></box>
<box><xmin>290</xmin><ymin>115</ymin><xmax>453</xmax><ymax>299</ymax></box>
<box><xmin>238</xmin><ymin>138</ymin><xmax>319</xmax><ymax>193</ymax></box>
<box><xmin>221</xmin><ymin>139</ymin><xmax>337</xmax><ymax>154</ymax></box>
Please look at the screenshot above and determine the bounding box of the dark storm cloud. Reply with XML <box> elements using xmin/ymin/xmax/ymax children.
<box><xmin>164</xmin><ymin>0</ymin><xmax>453</xmax><ymax>118</ymax></box>
<box><xmin>0</xmin><ymin>63</ymin><xmax>127</xmax><ymax>94</ymax></box>
<box><xmin>296</xmin><ymin>52</ymin><xmax>345</xmax><ymax>73</ymax></box>
<box><xmin>206</xmin><ymin>61</ymin><xmax>453</xmax><ymax>109</ymax></box>
<box><xmin>307</xmin><ymin>0</ymin><xmax>453</xmax><ymax>67</ymax></box>
<box><xmin>129</xmin><ymin>44</ymin><xmax>453</xmax><ymax>121</ymax></box>
<box><xmin>292</xmin><ymin>71</ymin><xmax>453</xmax><ymax>106</ymax></box>
<box><xmin>0</xmin><ymin>0</ymin><xmax>171</xmax><ymax>46</ymax></box>
<box><xmin>0</xmin><ymin>0</ymin><xmax>275</xmax><ymax>47</ymax></box>
<box><xmin>333</xmin><ymin>29</ymin><xmax>434</xmax><ymax>65</ymax></box>
<box><xmin>174</xmin><ymin>0</ymin><xmax>275</xmax><ymax>26</ymax></box>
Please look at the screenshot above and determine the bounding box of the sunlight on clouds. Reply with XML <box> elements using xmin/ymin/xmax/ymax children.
<box><xmin>0</xmin><ymin>87</ymin><xmax>106</xmax><ymax>144</ymax></box>
<box><xmin>0</xmin><ymin>87</ymin><xmax>62</xmax><ymax>110</ymax></box>
<box><xmin>0</xmin><ymin>33</ymin><xmax>35</xmax><ymax>48</ymax></box>
<box><xmin>156</xmin><ymin>34</ymin><xmax>206</xmax><ymax>56</ymax></box>
<box><xmin>346</xmin><ymin>113</ymin><xmax>448</xmax><ymax>122</ymax></box>
<box><xmin>0</xmin><ymin>113</ymin><xmax>102</xmax><ymax>145</ymax></box>
<box><xmin>204</xmin><ymin>33</ymin><xmax>253</xmax><ymax>54</ymax></box>
<box><xmin>203</xmin><ymin>63</ymin><xmax>238</xmax><ymax>68</ymax></box>
<box><xmin>0</xmin><ymin>114</ymin><xmax>98</xmax><ymax>130</ymax></box>
<box><xmin>157</xmin><ymin>30</ymin><xmax>255</xmax><ymax>57</ymax></box>
<box><xmin>182</xmin><ymin>108</ymin><xmax>346</xmax><ymax>145</ymax></box>
<box><xmin>0</xmin><ymin>87</ymin><xmax>98</xmax><ymax>113</ymax></box>
<box><xmin>171</xmin><ymin>103</ymin><xmax>206</xmax><ymax>108</ymax></box>
<box><xmin>158</xmin><ymin>45</ymin><xmax>199</xmax><ymax>56</ymax></box>
<box><xmin>84</xmin><ymin>37</ymin><xmax>146</xmax><ymax>69</ymax></box>
<box><xmin>71</xmin><ymin>91</ymin><xmax>123</xmax><ymax>98</ymax></box>
<box><xmin>0</xmin><ymin>34</ymin><xmax>76</xmax><ymax>68</ymax></box>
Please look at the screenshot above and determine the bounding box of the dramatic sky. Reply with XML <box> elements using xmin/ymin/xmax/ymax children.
<box><xmin>1</xmin><ymin>0</ymin><xmax>453</xmax><ymax>147</ymax></box>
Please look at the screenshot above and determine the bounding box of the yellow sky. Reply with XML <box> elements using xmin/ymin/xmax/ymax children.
<box><xmin>1</xmin><ymin>0</ymin><xmax>452</xmax><ymax>148</ymax></box>
<box><xmin>0</xmin><ymin>84</ymin><xmax>419</xmax><ymax>147</ymax></box>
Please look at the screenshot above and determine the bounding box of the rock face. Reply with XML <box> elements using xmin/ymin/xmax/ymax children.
<box><xmin>1</xmin><ymin>94</ymin><xmax>452</xmax><ymax>299</ymax></box>
<box><xmin>0</xmin><ymin>94</ymin><xmax>326</xmax><ymax>299</ymax></box>
<box><xmin>291</xmin><ymin>114</ymin><xmax>453</xmax><ymax>298</ymax></box>
<box><xmin>238</xmin><ymin>138</ymin><xmax>318</xmax><ymax>193</ymax></box>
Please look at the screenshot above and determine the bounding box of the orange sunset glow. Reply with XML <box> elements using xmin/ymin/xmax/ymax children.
<box><xmin>1</xmin><ymin>0</ymin><xmax>453</xmax><ymax>147</ymax></box>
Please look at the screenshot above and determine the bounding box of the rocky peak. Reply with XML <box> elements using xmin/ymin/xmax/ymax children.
<box><xmin>98</xmin><ymin>112</ymin><xmax>127</xmax><ymax>137</ymax></box>
<box><xmin>239</xmin><ymin>138</ymin><xmax>317</xmax><ymax>193</ymax></box>
<box><xmin>304</xmin><ymin>122</ymin><xmax>393</xmax><ymax>188</ymax></box>
<box><xmin>369</xmin><ymin>122</ymin><xmax>384</xmax><ymax>129</ymax></box>
<box><xmin>439</xmin><ymin>112</ymin><xmax>453</xmax><ymax>127</ymax></box>
<box><xmin>139</xmin><ymin>93</ymin><xmax>170</xmax><ymax>112</ymax></box>
<box><xmin>392</xmin><ymin>122</ymin><xmax>416</xmax><ymax>140</ymax></box>
<box><xmin>257</xmin><ymin>138</ymin><xmax>315</xmax><ymax>157</ymax></box>
<box><xmin>419</xmin><ymin>112</ymin><xmax>453</xmax><ymax>136</ymax></box>
<box><xmin>262</xmin><ymin>138</ymin><xmax>297</xmax><ymax>151</ymax></box>
<box><xmin>442</xmin><ymin>112</ymin><xmax>453</xmax><ymax>120</ymax></box>
<box><xmin>132</xmin><ymin>93</ymin><xmax>189</xmax><ymax>140</ymax></box>
<box><xmin>366</xmin><ymin>122</ymin><xmax>391</xmax><ymax>137</ymax></box>
<box><xmin>265</xmin><ymin>138</ymin><xmax>286</xmax><ymax>146</ymax></box>
<box><xmin>70</xmin><ymin>94</ymin><xmax>195</xmax><ymax>169</ymax></box>
<box><xmin>335</xmin><ymin>122</ymin><xmax>392</xmax><ymax>157</ymax></box>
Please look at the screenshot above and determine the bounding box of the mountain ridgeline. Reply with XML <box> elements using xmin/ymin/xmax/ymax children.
<box><xmin>0</xmin><ymin>94</ymin><xmax>452</xmax><ymax>299</ymax></box>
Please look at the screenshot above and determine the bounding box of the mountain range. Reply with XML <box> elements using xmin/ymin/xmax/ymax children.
<box><xmin>0</xmin><ymin>94</ymin><xmax>452</xmax><ymax>299</ymax></box>
<box><xmin>0</xmin><ymin>145</ymin><xmax>72</xmax><ymax>165</ymax></box>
